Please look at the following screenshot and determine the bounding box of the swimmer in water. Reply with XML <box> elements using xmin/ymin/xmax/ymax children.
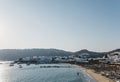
<box><xmin>77</xmin><ymin>72</ymin><xmax>79</xmax><ymax>76</ymax></box>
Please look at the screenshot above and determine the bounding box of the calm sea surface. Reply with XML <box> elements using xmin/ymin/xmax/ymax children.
<box><xmin>0</xmin><ymin>62</ymin><xmax>96</xmax><ymax>82</ymax></box>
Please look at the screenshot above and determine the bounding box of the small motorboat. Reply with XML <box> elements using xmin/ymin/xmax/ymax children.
<box><xmin>19</xmin><ymin>65</ymin><xmax>23</xmax><ymax>68</ymax></box>
<box><xmin>9</xmin><ymin>63</ymin><xmax>14</xmax><ymax>66</ymax></box>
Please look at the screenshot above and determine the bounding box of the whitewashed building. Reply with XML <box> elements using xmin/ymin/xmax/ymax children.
<box><xmin>103</xmin><ymin>52</ymin><xmax>120</xmax><ymax>63</ymax></box>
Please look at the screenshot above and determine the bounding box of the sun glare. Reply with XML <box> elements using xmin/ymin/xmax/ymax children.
<box><xmin>0</xmin><ymin>64</ymin><xmax>8</xmax><ymax>82</ymax></box>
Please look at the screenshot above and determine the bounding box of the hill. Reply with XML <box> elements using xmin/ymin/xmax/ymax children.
<box><xmin>74</xmin><ymin>49</ymin><xmax>105</xmax><ymax>58</ymax></box>
<box><xmin>0</xmin><ymin>48</ymin><xmax>120</xmax><ymax>61</ymax></box>
<box><xmin>0</xmin><ymin>49</ymin><xmax>72</xmax><ymax>61</ymax></box>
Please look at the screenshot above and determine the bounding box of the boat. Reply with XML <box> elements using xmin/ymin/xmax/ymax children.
<box><xmin>19</xmin><ymin>65</ymin><xmax>22</xmax><ymax>68</ymax></box>
<box><xmin>26</xmin><ymin>63</ymin><xmax>30</xmax><ymax>66</ymax></box>
<box><xmin>9</xmin><ymin>63</ymin><xmax>14</xmax><ymax>66</ymax></box>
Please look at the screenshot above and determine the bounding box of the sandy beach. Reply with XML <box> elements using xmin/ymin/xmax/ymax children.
<box><xmin>79</xmin><ymin>66</ymin><xmax>114</xmax><ymax>82</ymax></box>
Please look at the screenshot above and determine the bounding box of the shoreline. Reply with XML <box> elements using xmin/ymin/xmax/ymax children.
<box><xmin>76</xmin><ymin>65</ymin><xmax>114</xmax><ymax>82</ymax></box>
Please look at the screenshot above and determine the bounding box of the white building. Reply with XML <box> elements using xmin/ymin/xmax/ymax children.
<box><xmin>103</xmin><ymin>52</ymin><xmax>120</xmax><ymax>63</ymax></box>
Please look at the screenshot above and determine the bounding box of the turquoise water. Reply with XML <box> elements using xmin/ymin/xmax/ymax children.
<box><xmin>0</xmin><ymin>62</ymin><xmax>96</xmax><ymax>82</ymax></box>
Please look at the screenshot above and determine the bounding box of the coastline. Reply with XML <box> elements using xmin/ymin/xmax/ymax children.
<box><xmin>77</xmin><ymin>65</ymin><xmax>114</xmax><ymax>82</ymax></box>
<box><xmin>2</xmin><ymin>61</ymin><xmax>116</xmax><ymax>82</ymax></box>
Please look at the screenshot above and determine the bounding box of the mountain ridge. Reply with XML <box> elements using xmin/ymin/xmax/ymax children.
<box><xmin>0</xmin><ymin>48</ymin><xmax>119</xmax><ymax>61</ymax></box>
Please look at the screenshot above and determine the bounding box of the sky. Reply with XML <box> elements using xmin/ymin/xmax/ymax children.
<box><xmin>0</xmin><ymin>0</ymin><xmax>120</xmax><ymax>52</ymax></box>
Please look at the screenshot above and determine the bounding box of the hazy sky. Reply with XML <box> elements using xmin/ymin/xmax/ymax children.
<box><xmin>0</xmin><ymin>0</ymin><xmax>120</xmax><ymax>51</ymax></box>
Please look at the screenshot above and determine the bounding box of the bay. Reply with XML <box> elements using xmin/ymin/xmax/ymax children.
<box><xmin>0</xmin><ymin>62</ymin><xmax>96</xmax><ymax>82</ymax></box>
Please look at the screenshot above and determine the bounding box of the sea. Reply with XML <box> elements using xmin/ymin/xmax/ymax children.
<box><xmin>0</xmin><ymin>61</ymin><xmax>96</xmax><ymax>82</ymax></box>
